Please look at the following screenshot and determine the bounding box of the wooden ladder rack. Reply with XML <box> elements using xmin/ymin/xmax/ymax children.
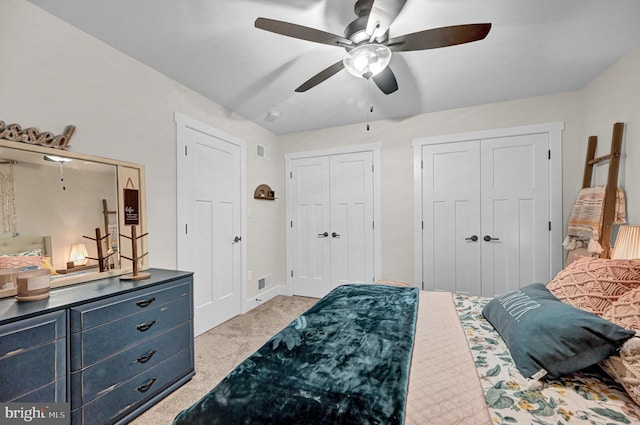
<box><xmin>581</xmin><ymin>122</ymin><xmax>624</xmax><ymax>258</ymax></box>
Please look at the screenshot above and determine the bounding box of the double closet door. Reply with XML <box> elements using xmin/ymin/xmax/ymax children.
<box><xmin>418</xmin><ymin>131</ymin><xmax>553</xmax><ymax>297</ymax></box>
<box><xmin>288</xmin><ymin>151</ymin><xmax>375</xmax><ymax>298</ymax></box>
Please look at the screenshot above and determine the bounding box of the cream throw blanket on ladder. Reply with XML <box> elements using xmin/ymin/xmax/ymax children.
<box><xmin>564</xmin><ymin>186</ymin><xmax>626</xmax><ymax>254</ymax></box>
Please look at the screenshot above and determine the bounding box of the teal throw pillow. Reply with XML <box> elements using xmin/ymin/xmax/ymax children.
<box><xmin>482</xmin><ymin>283</ymin><xmax>635</xmax><ymax>379</ymax></box>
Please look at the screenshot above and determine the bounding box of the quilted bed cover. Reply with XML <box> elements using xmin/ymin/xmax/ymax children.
<box><xmin>173</xmin><ymin>287</ymin><xmax>640</xmax><ymax>424</ymax></box>
<box><xmin>442</xmin><ymin>292</ymin><xmax>640</xmax><ymax>425</ymax></box>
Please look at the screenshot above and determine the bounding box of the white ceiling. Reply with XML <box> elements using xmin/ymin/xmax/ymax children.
<box><xmin>28</xmin><ymin>0</ymin><xmax>640</xmax><ymax>135</ymax></box>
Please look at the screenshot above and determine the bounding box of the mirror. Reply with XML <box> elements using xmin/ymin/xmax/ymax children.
<box><xmin>0</xmin><ymin>141</ymin><xmax>145</xmax><ymax>298</ymax></box>
<box><xmin>1</xmin><ymin>147</ymin><xmax>118</xmax><ymax>270</ymax></box>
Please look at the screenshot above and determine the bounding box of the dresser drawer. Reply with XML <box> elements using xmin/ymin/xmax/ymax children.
<box><xmin>0</xmin><ymin>311</ymin><xmax>65</xmax><ymax>358</ymax></box>
<box><xmin>71</xmin><ymin>322</ymin><xmax>192</xmax><ymax>407</ymax></box>
<box><xmin>12</xmin><ymin>379</ymin><xmax>66</xmax><ymax>402</ymax></box>
<box><xmin>0</xmin><ymin>311</ymin><xmax>66</xmax><ymax>402</ymax></box>
<box><xmin>71</xmin><ymin>295</ymin><xmax>190</xmax><ymax>369</ymax></box>
<box><xmin>70</xmin><ymin>277</ymin><xmax>191</xmax><ymax>332</ymax></box>
<box><xmin>0</xmin><ymin>339</ymin><xmax>66</xmax><ymax>401</ymax></box>
<box><xmin>75</xmin><ymin>348</ymin><xmax>193</xmax><ymax>425</ymax></box>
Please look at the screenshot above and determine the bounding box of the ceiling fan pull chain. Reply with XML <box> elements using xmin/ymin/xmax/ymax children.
<box><xmin>59</xmin><ymin>162</ymin><xmax>66</xmax><ymax>191</ymax></box>
<box><xmin>366</xmin><ymin>78</ymin><xmax>373</xmax><ymax>131</ymax></box>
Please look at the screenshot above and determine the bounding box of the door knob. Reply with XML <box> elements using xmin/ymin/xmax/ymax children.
<box><xmin>465</xmin><ymin>235</ymin><xmax>478</xmax><ymax>242</ymax></box>
<box><xmin>332</xmin><ymin>232</ymin><xmax>340</xmax><ymax>238</ymax></box>
<box><xmin>233</xmin><ymin>236</ymin><xmax>242</xmax><ymax>243</ymax></box>
<box><xmin>317</xmin><ymin>232</ymin><xmax>328</xmax><ymax>238</ymax></box>
<box><xmin>483</xmin><ymin>235</ymin><xmax>499</xmax><ymax>242</ymax></box>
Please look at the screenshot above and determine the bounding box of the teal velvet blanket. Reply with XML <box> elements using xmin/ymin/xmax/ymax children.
<box><xmin>173</xmin><ymin>284</ymin><xmax>419</xmax><ymax>425</ymax></box>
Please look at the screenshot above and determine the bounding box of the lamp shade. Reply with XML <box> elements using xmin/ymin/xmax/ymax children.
<box><xmin>69</xmin><ymin>243</ymin><xmax>88</xmax><ymax>266</ymax></box>
<box><xmin>343</xmin><ymin>44</ymin><xmax>392</xmax><ymax>79</ymax></box>
<box><xmin>611</xmin><ymin>225</ymin><xmax>640</xmax><ymax>260</ymax></box>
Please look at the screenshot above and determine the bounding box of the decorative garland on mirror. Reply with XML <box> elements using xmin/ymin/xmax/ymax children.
<box><xmin>0</xmin><ymin>120</ymin><xmax>75</xmax><ymax>150</ymax></box>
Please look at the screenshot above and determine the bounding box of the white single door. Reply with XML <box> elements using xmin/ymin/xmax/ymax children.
<box><xmin>177</xmin><ymin>122</ymin><xmax>242</xmax><ymax>336</ymax></box>
<box><xmin>480</xmin><ymin>134</ymin><xmax>550</xmax><ymax>296</ymax></box>
<box><xmin>290</xmin><ymin>156</ymin><xmax>331</xmax><ymax>298</ymax></box>
<box><xmin>290</xmin><ymin>151</ymin><xmax>375</xmax><ymax>298</ymax></box>
<box><xmin>330</xmin><ymin>152</ymin><xmax>375</xmax><ymax>287</ymax></box>
<box><xmin>421</xmin><ymin>141</ymin><xmax>482</xmax><ymax>294</ymax></box>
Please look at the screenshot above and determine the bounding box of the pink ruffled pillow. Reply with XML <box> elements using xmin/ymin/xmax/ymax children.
<box><xmin>547</xmin><ymin>257</ymin><xmax>640</xmax><ymax>316</ymax></box>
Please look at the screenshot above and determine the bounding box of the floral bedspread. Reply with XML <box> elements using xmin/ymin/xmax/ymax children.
<box><xmin>454</xmin><ymin>294</ymin><xmax>640</xmax><ymax>425</ymax></box>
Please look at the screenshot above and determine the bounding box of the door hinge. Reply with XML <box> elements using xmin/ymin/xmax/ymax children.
<box><xmin>185</xmin><ymin>223</ymin><xmax>188</xmax><ymax>234</ymax></box>
<box><xmin>290</xmin><ymin>171</ymin><xmax>293</xmax><ymax>178</ymax></box>
<box><xmin>549</xmin><ymin>221</ymin><xmax>552</xmax><ymax>231</ymax></box>
<box><xmin>548</xmin><ymin>150</ymin><xmax>551</xmax><ymax>160</ymax></box>
<box><xmin>290</xmin><ymin>220</ymin><xmax>293</xmax><ymax>228</ymax></box>
<box><xmin>291</xmin><ymin>270</ymin><xmax>293</xmax><ymax>277</ymax></box>
<box><xmin>372</xmin><ymin>164</ymin><xmax>374</xmax><ymax>173</ymax></box>
<box><xmin>421</xmin><ymin>221</ymin><xmax>424</xmax><ymax>229</ymax></box>
<box><xmin>421</xmin><ymin>160</ymin><xmax>423</xmax><ymax>169</ymax></box>
<box><xmin>372</xmin><ymin>221</ymin><xmax>375</xmax><ymax>229</ymax></box>
<box><xmin>185</xmin><ymin>145</ymin><xmax>188</xmax><ymax>156</ymax></box>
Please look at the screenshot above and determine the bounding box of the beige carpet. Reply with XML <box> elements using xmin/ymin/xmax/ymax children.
<box><xmin>130</xmin><ymin>295</ymin><xmax>318</xmax><ymax>425</ymax></box>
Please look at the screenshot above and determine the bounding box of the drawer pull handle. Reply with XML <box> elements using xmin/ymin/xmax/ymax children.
<box><xmin>136</xmin><ymin>320</ymin><xmax>157</xmax><ymax>332</ymax></box>
<box><xmin>136</xmin><ymin>297</ymin><xmax>156</xmax><ymax>308</ymax></box>
<box><xmin>136</xmin><ymin>378</ymin><xmax>157</xmax><ymax>393</ymax></box>
<box><xmin>136</xmin><ymin>349</ymin><xmax>157</xmax><ymax>364</ymax></box>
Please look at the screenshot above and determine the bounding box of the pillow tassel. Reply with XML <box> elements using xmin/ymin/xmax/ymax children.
<box><xmin>587</xmin><ymin>239</ymin><xmax>604</xmax><ymax>255</ymax></box>
<box><xmin>563</xmin><ymin>236</ymin><xmax>577</xmax><ymax>251</ymax></box>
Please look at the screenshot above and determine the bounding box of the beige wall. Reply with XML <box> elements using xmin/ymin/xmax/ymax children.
<box><xmin>279</xmin><ymin>46</ymin><xmax>640</xmax><ymax>284</ymax></box>
<box><xmin>0</xmin><ymin>0</ymin><xmax>284</xmax><ymax>300</ymax></box>
<box><xmin>2</xmin><ymin>0</ymin><xmax>638</xmax><ymax>298</ymax></box>
<box><xmin>280</xmin><ymin>93</ymin><xmax>582</xmax><ymax>283</ymax></box>
<box><xmin>580</xmin><ymin>46</ymin><xmax>640</xmax><ymax>225</ymax></box>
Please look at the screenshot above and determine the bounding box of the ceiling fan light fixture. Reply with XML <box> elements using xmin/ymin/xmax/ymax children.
<box><xmin>343</xmin><ymin>44</ymin><xmax>392</xmax><ymax>79</ymax></box>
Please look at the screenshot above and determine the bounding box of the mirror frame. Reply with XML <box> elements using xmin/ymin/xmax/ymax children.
<box><xmin>0</xmin><ymin>139</ymin><xmax>147</xmax><ymax>294</ymax></box>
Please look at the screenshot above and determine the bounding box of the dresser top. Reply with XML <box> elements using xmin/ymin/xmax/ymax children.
<box><xmin>0</xmin><ymin>268</ymin><xmax>193</xmax><ymax>326</ymax></box>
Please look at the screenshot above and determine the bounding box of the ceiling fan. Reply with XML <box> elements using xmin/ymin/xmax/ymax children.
<box><xmin>255</xmin><ymin>0</ymin><xmax>491</xmax><ymax>95</ymax></box>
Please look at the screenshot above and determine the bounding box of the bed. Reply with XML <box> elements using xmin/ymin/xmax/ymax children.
<box><xmin>0</xmin><ymin>235</ymin><xmax>53</xmax><ymax>297</ymax></box>
<box><xmin>174</xmin><ymin>258</ymin><xmax>640</xmax><ymax>425</ymax></box>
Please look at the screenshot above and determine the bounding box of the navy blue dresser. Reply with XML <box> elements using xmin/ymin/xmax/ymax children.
<box><xmin>0</xmin><ymin>269</ymin><xmax>195</xmax><ymax>424</ymax></box>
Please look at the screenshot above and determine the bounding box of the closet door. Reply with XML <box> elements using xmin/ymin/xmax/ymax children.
<box><xmin>480</xmin><ymin>134</ymin><xmax>550</xmax><ymax>296</ymax></box>
<box><xmin>421</xmin><ymin>141</ymin><xmax>482</xmax><ymax>294</ymax></box>
<box><xmin>290</xmin><ymin>151</ymin><xmax>375</xmax><ymax>298</ymax></box>
<box><xmin>290</xmin><ymin>156</ymin><xmax>331</xmax><ymax>298</ymax></box>
<box><xmin>330</xmin><ymin>152</ymin><xmax>374</xmax><ymax>287</ymax></box>
<box><xmin>420</xmin><ymin>134</ymin><xmax>550</xmax><ymax>296</ymax></box>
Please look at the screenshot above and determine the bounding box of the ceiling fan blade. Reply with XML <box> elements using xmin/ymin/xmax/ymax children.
<box><xmin>255</xmin><ymin>17</ymin><xmax>352</xmax><ymax>48</ymax></box>
<box><xmin>387</xmin><ymin>23</ymin><xmax>492</xmax><ymax>52</ymax></box>
<box><xmin>366</xmin><ymin>0</ymin><xmax>407</xmax><ymax>39</ymax></box>
<box><xmin>295</xmin><ymin>60</ymin><xmax>345</xmax><ymax>92</ymax></box>
<box><xmin>372</xmin><ymin>66</ymin><xmax>398</xmax><ymax>94</ymax></box>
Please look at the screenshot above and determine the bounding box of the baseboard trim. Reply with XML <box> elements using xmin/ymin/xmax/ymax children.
<box><xmin>242</xmin><ymin>284</ymin><xmax>287</xmax><ymax>313</ymax></box>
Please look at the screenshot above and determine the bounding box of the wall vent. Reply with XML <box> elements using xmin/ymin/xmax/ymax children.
<box><xmin>256</xmin><ymin>144</ymin><xmax>271</xmax><ymax>160</ymax></box>
<box><xmin>258</xmin><ymin>274</ymin><xmax>271</xmax><ymax>290</ymax></box>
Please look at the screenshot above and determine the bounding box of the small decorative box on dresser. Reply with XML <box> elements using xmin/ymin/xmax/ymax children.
<box><xmin>0</xmin><ymin>269</ymin><xmax>194</xmax><ymax>425</ymax></box>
